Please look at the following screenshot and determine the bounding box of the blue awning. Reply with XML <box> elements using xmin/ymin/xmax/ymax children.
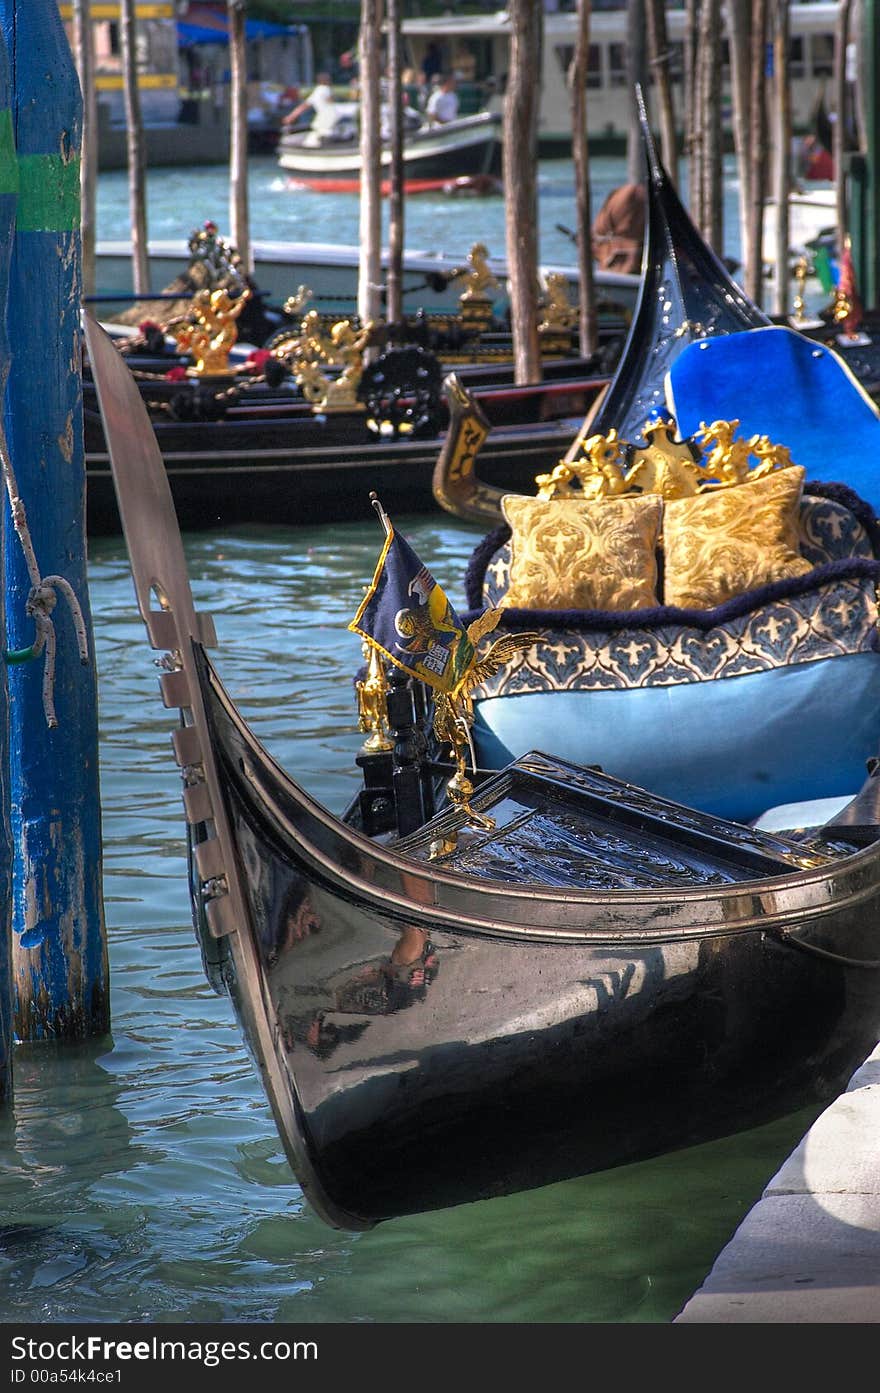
<box><xmin>177</xmin><ymin>22</ymin><xmax>226</xmax><ymax>46</ymax></box>
<box><xmin>177</xmin><ymin>16</ymin><xmax>305</xmax><ymax>47</ymax></box>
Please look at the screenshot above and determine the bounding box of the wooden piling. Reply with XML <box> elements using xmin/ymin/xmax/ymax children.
<box><xmin>0</xmin><ymin>15</ymin><xmax>15</xmax><ymax>1103</ymax></box>
<box><xmin>1</xmin><ymin>0</ymin><xmax>109</xmax><ymax>1041</ymax></box>
<box><xmin>854</xmin><ymin>0</ymin><xmax>879</xmax><ymax>307</ymax></box>
<box><xmin>504</xmin><ymin>0</ymin><xmax>542</xmax><ymax>384</ymax></box>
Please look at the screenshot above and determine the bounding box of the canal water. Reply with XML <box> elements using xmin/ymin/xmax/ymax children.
<box><xmin>90</xmin><ymin>151</ymin><xmax>745</xmax><ymax>269</ymax></box>
<box><xmin>0</xmin><ymin>157</ymin><xmax>822</xmax><ymax>1325</ymax></box>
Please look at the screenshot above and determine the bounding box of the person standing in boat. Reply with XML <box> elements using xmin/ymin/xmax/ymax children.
<box><xmin>426</xmin><ymin>73</ymin><xmax>459</xmax><ymax>125</ymax></box>
<box><xmin>281</xmin><ymin>71</ymin><xmax>338</xmax><ymax>136</ymax></box>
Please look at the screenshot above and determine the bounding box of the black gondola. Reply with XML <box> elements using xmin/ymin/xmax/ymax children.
<box><xmin>79</xmin><ymin>358</ymin><xmax>606</xmax><ymax>535</ymax></box>
<box><xmin>84</xmin><ymin>298</ymin><xmax>880</xmax><ymax>1233</ymax></box>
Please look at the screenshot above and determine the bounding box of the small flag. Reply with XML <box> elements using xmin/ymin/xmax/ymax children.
<box><xmin>349</xmin><ymin>498</ymin><xmax>475</xmax><ymax>694</ymax></box>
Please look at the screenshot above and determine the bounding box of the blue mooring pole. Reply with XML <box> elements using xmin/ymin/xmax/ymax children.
<box><xmin>0</xmin><ymin>17</ymin><xmax>14</xmax><ymax>1102</ymax></box>
<box><xmin>1</xmin><ymin>0</ymin><xmax>109</xmax><ymax>1041</ymax></box>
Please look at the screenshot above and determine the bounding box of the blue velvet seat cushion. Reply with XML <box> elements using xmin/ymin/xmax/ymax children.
<box><xmin>666</xmin><ymin>325</ymin><xmax>880</xmax><ymax>516</ymax></box>
<box><xmin>472</xmin><ymin>651</ymin><xmax>880</xmax><ymax>824</ymax></box>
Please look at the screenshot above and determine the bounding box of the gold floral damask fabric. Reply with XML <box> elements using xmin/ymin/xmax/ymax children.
<box><xmin>662</xmin><ymin>466</ymin><xmax>812</xmax><ymax>610</ymax></box>
<box><xmin>500</xmin><ymin>493</ymin><xmax>663</xmax><ymax>612</ymax></box>
<box><xmin>481</xmin><ymin>495</ymin><xmax>876</xmax><ymax>608</ymax></box>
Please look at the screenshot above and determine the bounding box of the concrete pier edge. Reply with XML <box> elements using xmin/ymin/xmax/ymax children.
<box><xmin>674</xmin><ymin>1038</ymin><xmax>880</xmax><ymax>1323</ymax></box>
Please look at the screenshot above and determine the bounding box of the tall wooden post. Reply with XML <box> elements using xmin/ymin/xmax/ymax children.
<box><xmin>683</xmin><ymin>0</ymin><xmax>700</xmax><ymax>218</ymax></box>
<box><xmin>770</xmin><ymin>0</ymin><xmax>791</xmax><ymax>315</ymax></box>
<box><xmin>504</xmin><ymin>0</ymin><xmax>541</xmax><ymax>384</ymax></box>
<box><xmin>833</xmin><ymin>0</ymin><xmax>853</xmax><ymax>254</ymax></box>
<box><xmin>1</xmin><ymin>0</ymin><xmax>109</xmax><ymax>1041</ymax></box>
<box><xmin>0</xmin><ymin>16</ymin><xmax>15</xmax><ymax>1103</ymax></box>
<box><xmin>645</xmin><ymin>0</ymin><xmax>678</xmax><ymax>186</ymax></box>
<box><xmin>625</xmin><ymin>0</ymin><xmax>647</xmax><ymax>184</ymax></box>
<box><xmin>727</xmin><ymin>0</ymin><xmax>753</xmax><ymax>277</ymax></box>
<box><xmin>228</xmin><ymin>0</ymin><xmax>251</xmax><ymax>273</ymax></box>
<box><xmin>385</xmin><ymin>0</ymin><xmax>404</xmax><ymax>330</ymax></box>
<box><xmin>854</xmin><ymin>0</ymin><xmax>880</xmax><ymax>308</ymax></box>
<box><xmin>850</xmin><ymin>2</ymin><xmax>876</xmax><ymax>305</ymax></box>
<box><xmin>358</xmin><ymin>0</ymin><xmax>383</xmax><ymax>330</ymax></box>
<box><xmin>120</xmin><ymin>0</ymin><xmax>148</xmax><ymax>295</ymax></box>
<box><xmin>71</xmin><ymin>0</ymin><xmax>96</xmax><ymax>300</ymax></box>
<box><xmin>745</xmin><ymin>0</ymin><xmax>769</xmax><ymax>307</ymax></box>
<box><xmin>698</xmin><ymin>0</ymin><xmax>723</xmax><ymax>253</ymax></box>
<box><xmin>570</xmin><ymin>0</ymin><xmax>597</xmax><ymax>359</ymax></box>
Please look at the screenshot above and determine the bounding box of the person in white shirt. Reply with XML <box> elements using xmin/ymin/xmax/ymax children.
<box><xmin>282</xmin><ymin>72</ymin><xmax>338</xmax><ymax>137</ymax></box>
<box><xmin>426</xmin><ymin>74</ymin><xmax>459</xmax><ymax>125</ymax></box>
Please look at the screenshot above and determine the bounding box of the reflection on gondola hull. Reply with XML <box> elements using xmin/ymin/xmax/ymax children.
<box><xmin>198</xmin><ymin>647</ymin><xmax>880</xmax><ymax>1226</ymax></box>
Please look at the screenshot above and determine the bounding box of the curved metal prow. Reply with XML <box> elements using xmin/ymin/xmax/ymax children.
<box><xmin>81</xmin><ymin>310</ymin><xmax>358</xmax><ymax>1231</ymax></box>
<box><xmin>635</xmin><ymin>82</ymin><xmax>663</xmax><ymax>188</ymax></box>
<box><xmin>586</xmin><ymin>91</ymin><xmax>770</xmax><ymax>446</ymax></box>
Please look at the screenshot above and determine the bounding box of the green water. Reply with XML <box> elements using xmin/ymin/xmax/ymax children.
<box><xmin>0</xmin><ymin>517</ymin><xmax>823</xmax><ymax>1324</ymax></box>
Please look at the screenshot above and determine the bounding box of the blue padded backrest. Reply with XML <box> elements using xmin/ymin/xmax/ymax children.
<box><xmin>666</xmin><ymin>325</ymin><xmax>880</xmax><ymax>515</ymax></box>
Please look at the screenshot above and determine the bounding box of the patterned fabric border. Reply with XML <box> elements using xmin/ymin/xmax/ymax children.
<box><xmin>466</xmin><ymin>568</ymin><xmax>880</xmax><ymax>696</ymax></box>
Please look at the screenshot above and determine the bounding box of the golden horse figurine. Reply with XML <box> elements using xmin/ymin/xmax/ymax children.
<box><xmin>536</xmin><ymin>430</ymin><xmax>629</xmax><ymax>500</ymax></box>
<box><xmin>694</xmin><ymin>418</ymin><xmax>756</xmax><ymax>487</ymax></box>
<box><xmin>538</xmin><ymin>271</ymin><xmax>578</xmax><ymax>335</ymax></box>
<box><xmin>746</xmin><ymin>435</ymin><xmax>795</xmax><ymax>478</ymax></box>
<box><xmin>457</xmin><ymin>242</ymin><xmax>500</xmax><ymax>303</ymax></box>
<box><xmin>290</xmin><ymin>313</ymin><xmax>375</xmax><ymax>412</ymax></box>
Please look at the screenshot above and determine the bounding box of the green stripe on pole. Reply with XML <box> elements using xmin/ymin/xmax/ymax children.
<box><xmin>15</xmin><ymin>153</ymin><xmax>80</xmax><ymax>231</ymax></box>
<box><xmin>0</xmin><ymin>108</ymin><xmax>15</xmax><ymax>194</ymax></box>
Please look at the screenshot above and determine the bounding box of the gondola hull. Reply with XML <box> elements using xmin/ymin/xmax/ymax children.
<box><xmin>82</xmin><ymin>409</ymin><xmax>588</xmax><ymax>534</ymax></box>
<box><xmin>83</xmin><ymin>219</ymin><xmax>880</xmax><ymax>1235</ymax></box>
<box><xmin>80</xmin><ymin>359</ymin><xmax>606</xmax><ymax>534</ymax></box>
<box><xmin>200</xmin><ymin>652</ymin><xmax>880</xmax><ymax>1227</ymax></box>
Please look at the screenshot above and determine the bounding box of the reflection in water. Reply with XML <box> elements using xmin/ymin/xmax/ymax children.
<box><xmin>0</xmin><ymin>521</ymin><xmax>825</xmax><ymax>1321</ymax></box>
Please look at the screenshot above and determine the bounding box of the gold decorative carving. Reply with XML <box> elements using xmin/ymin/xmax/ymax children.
<box><xmin>430</xmin><ymin>610</ymin><xmax>540</xmax><ymax>843</ymax></box>
<box><xmin>171</xmin><ymin>286</ymin><xmax>252</xmax><ymax>375</ymax></box>
<box><xmin>284</xmin><ymin>311</ymin><xmax>375</xmax><ymax>412</ymax></box>
<box><xmin>535</xmin><ymin>429</ymin><xmax>628</xmax><ymax>499</ymax></box>
<box><xmin>626</xmin><ymin>418</ymin><xmax>702</xmax><ymax>498</ymax></box>
<box><xmin>792</xmin><ymin>255</ymin><xmax>809</xmax><ymax>323</ymax></box>
<box><xmin>538</xmin><ymin>271</ymin><xmax>578</xmax><ymax>336</ymax></box>
<box><xmin>282</xmin><ymin>284</ymin><xmax>314</xmax><ymax>318</ymax></box>
<box><xmin>534</xmin><ymin>415</ymin><xmax>799</xmax><ymax>501</ymax></box>
<box><xmin>355</xmin><ymin>641</ymin><xmax>393</xmax><ymax>752</ymax></box>
<box><xmin>456</xmin><ymin>242</ymin><xmax>499</xmax><ymax>303</ymax></box>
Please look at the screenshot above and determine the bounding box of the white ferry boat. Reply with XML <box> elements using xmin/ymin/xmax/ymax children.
<box><xmin>401</xmin><ymin>3</ymin><xmax>843</xmax><ymax>156</ymax></box>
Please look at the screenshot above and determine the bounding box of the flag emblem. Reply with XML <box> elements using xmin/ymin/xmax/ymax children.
<box><xmin>349</xmin><ymin>518</ymin><xmax>474</xmax><ymax>694</ymax></box>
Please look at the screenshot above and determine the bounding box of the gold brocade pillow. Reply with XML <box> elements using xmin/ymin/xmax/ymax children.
<box><xmin>663</xmin><ymin>466</ymin><xmax>813</xmax><ymax>610</ymax></box>
<box><xmin>500</xmin><ymin>493</ymin><xmax>663</xmax><ymax>611</ymax></box>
